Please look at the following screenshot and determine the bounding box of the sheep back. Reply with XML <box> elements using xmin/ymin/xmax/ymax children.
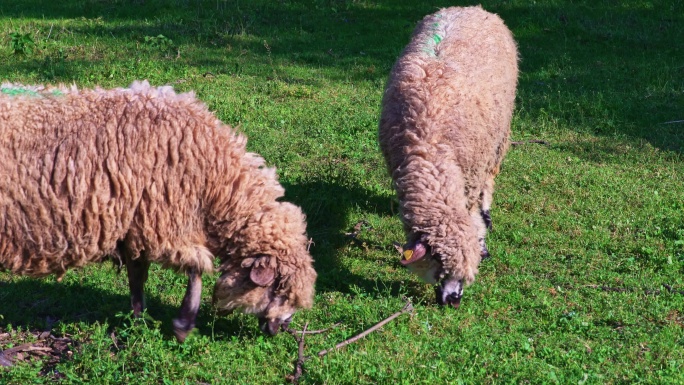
<box><xmin>0</xmin><ymin>81</ymin><xmax>280</xmax><ymax>278</ymax></box>
<box><xmin>379</xmin><ymin>6</ymin><xmax>518</xmax><ymax>283</ymax></box>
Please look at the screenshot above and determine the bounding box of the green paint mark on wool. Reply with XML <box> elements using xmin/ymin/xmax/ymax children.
<box><xmin>0</xmin><ymin>87</ymin><xmax>64</xmax><ymax>97</ymax></box>
<box><xmin>421</xmin><ymin>19</ymin><xmax>443</xmax><ymax>57</ymax></box>
<box><xmin>1</xmin><ymin>87</ymin><xmax>39</xmax><ymax>97</ymax></box>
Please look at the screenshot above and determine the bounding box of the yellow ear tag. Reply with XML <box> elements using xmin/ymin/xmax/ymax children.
<box><xmin>403</xmin><ymin>250</ymin><xmax>413</xmax><ymax>260</ymax></box>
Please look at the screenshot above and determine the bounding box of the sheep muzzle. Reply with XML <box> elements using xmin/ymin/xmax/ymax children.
<box><xmin>435</xmin><ymin>276</ymin><xmax>463</xmax><ymax>309</ymax></box>
<box><xmin>258</xmin><ymin>315</ymin><xmax>292</xmax><ymax>336</ymax></box>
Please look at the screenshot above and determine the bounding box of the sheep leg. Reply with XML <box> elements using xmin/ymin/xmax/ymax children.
<box><xmin>480</xmin><ymin>177</ymin><xmax>495</xmax><ymax>231</ymax></box>
<box><xmin>470</xmin><ymin>208</ymin><xmax>490</xmax><ymax>260</ymax></box>
<box><xmin>125</xmin><ymin>253</ymin><xmax>150</xmax><ymax>317</ymax></box>
<box><xmin>481</xmin><ymin>209</ymin><xmax>492</xmax><ymax>232</ymax></box>
<box><xmin>173</xmin><ymin>269</ymin><xmax>202</xmax><ymax>342</ymax></box>
<box><xmin>479</xmin><ymin>238</ymin><xmax>490</xmax><ymax>260</ymax></box>
<box><xmin>478</xmin><ymin>177</ymin><xmax>495</xmax><ymax>259</ymax></box>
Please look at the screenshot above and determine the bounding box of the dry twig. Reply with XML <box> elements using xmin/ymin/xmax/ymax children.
<box><xmin>345</xmin><ymin>220</ymin><xmax>373</xmax><ymax>240</ymax></box>
<box><xmin>1</xmin><ymin>343</ymin><xmax>52</xmax><ymax>356</ymax></box>
<box><xmin>286</xmin><ymin>322</ymin><xmax>309</xmax><ymax>384</ymax></box>
<box><xmin>110</xmin><ymin>332</ymin><xmax>120</xmax><ymax>350</ymax></box>
<box><xmin>392</xmin><ymin>242</ymin><xmax>404</xmax><ymax>256</ymax></box>
<box><xmin>662</xmin><ymin>284</ymin><xmax>684</xmax><ymax>295</ymax></box>
<box><xmin>511</xmin><ymin>139</ymin><xmax>550</xmax><ymax>146</ymax></box>
<box><xmin>285</xmin><ymin>301</ymin><xmax>414</xmax><ymax>383</ymax></box>
<box><xmin>579</xmin><ymin>283</ymin><xmax>684</xmax><ymax>296</ymax></box>
<box><xmin>316</xmin><ymin>301</ymin><xmax>414</xmax><ymax>358</ymax></box>
<box><xmin>0</xmin><ymin>353</ymin><xmax>13</xmax><ymax>367</ymax></box>
<box><xmin>287</xmin><ymin>322</ymin><xmax>341</xmax><ymax>335</ymax></box>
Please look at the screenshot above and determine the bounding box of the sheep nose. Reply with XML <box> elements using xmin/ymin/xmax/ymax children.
<box><xmin>258</xmin><ymin>317</ymin><xmax>281</xmax><ymax>336</ymax></box>
<box><xmin>435</xmin><ymin>277</ymin><xmax>464</xmax><ymax>308</ymax></box>
<box><xmin>444</xmin><ymin>291</ymin><xmax>462</xmax><ymax>308</ymax></box>
<box><xmin>280</xmin><ymin>315</ymin><xmax>293</xmax><ymax>331</ymax></box>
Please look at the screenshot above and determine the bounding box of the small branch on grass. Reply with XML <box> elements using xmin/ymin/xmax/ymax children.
<box><xmin>110</xmin><ymin>332</ymin><xmax>120</xmax><ymax>350</ymax></box>
<box><xmin>48</xmin><ymin>335</ymin><xmax>72</xmax><ymax>342</ymax></box>
<box><xmin>392</xmin><ymin>242</ymin><xmax>404</xmax><ymax>256</ymax></box>
<box><xmin>287</xmin><ymin>322</ymin><xmax>341</xmax><ymax>335</ymax></box>
<box><xmin>295</xmin><ymin>322</ymin><xmax>308</xmax><ymax>381</ymax></box>
<box><xmin>298</xmin><ymin>323</ymin><xmax>308</xmax><ymax>361</ymax></box>
<box><xmin>285</xmin><ymin>301</ymin><xmax>414</xmax><ymax>383</ymax></box>
<box><xmin>316</xmin><ymin>300</ymin><xmax>414</xmax><ymax>358</ymax></box>
<box><xmin>581</xmin><ymin>283</ymin><xmax>684</xmax><ymax>296</ymax></box>
<box><xmin>511</xmin><ymin>139</ymin><xmax>550</xmax><ymax>146</ymax></box>
<box><xmin>0</xmin><ymin>352</ymin><xmax>13</xmax><ymax>367</ymax></box>
<box><xmin>46</xmin><ymin>24</ymin><xmax>54</xmax><ymax>41</ymax></box>
<box><xmin>345</xmin><ymin>220</ymin><xmax>373</xmax><ymax>240</ymax></box>
<box><xmin>15</xmin><ymin>345</ymin><xmax>52</xmax><ymax>354</ymax></box>
<box><xmin>661</xmin><ymin>284</ymin><xmax>684</xmax><ymax>295</ymax></box>
<box><xmin>286</xmin><ymin>322</ymin><xmax>308</xmax><ymax>384</ymax></box>
<box><xmin>1</xmin><ymin>343</ymin><xmax>52</xmax><ymax>356</ymax></box>
<box><xmin>661</xmin><ymin>120</ymin><xmax>684</xmax><ymax>125</ymax></box>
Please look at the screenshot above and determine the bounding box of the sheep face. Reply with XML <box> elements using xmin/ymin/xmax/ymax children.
<box><xmin>212</xmin><ymin>255</ymin><xmax>315</xmax><ymax>335</ymax></box>
<box><xmin>400</xmin><ymin>234</ymin><xmax>464</xmax><ymax>308</ymax></box>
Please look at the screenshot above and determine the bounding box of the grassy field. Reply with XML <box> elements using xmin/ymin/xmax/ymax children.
<box><xmin>1</xmin><ymin>0</ymin><xmax>683</xmax><ymax>383</ymax></box>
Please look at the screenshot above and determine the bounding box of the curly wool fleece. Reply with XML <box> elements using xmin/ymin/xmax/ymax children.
<box><xmin>0</xmin><ymin>80</ymin><xmax>316</xmax><ymax>336</ymax></box>
<box><xmin>379</xmin><ymin>6</ymin><xmax>518</xmax><ymax>298</ymax></box>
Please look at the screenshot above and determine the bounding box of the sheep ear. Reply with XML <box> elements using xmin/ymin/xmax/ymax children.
<box><xmin>249</xmin><ymin>257</ymin><xmax>276</xmax><ymax>287</ymax></box>
<box><xmin>241</xmin><ymin>257</ymin><xmax>257</xmax><ymax>268</ymax></box>
<box><xmin>400</xmin><ymin>238</ymin><xmax>428</xmax><ymax>266</ymax></box>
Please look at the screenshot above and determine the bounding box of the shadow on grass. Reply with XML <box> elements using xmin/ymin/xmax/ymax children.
<box><xmin>282</xmin><ymin>179</ymin><xmax>435</xmax><ymax>301</ymax></box>
<box><xmin>503</xmin><ymin>2</ymin><xmax>684</xmax><ymax>155</ymax></box>
<box><xmin>3</xmin><ymin>0</ymin><xmax>682</xmax><ymax>153</ymax></box>
<box><xmin>0</xmin><ymin>177</ymin><xmax>412</xmax><ymax>337</ymax></box>
<box><xmin>0</xmin><ymin>276</ymin><xmax>247</xmax><ymax>340</ymax></box>
<box><xmin>0</xmin><ymin>0</ymin><xmax>416</xmax><ymax>84</ymax></box>
<box><xmin>1</xmin><ymin>0</ymin><xmax>681</xmax><ymax>330</ymax></box>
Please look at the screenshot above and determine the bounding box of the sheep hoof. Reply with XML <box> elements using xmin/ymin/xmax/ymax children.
<box><xmin>172</xmin><ymin>319</ymin><xmax>194</xmax><ymax>342</ymax></box>
<box><xmin>173</xmin><ymin>327</ymin><xmax>192</xmax><ymax>343</ymax></box>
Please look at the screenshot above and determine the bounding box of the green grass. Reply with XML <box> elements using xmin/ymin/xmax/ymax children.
<box><xmin>1</xmin><ymin>0</ymin><xmax>683</xmax><ymax>383</ymax></box>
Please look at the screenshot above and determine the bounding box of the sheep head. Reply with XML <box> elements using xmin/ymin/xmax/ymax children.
<box><xmin>400</xmin><ymin>231</ymin><xmax>479</xmax><ymax>309</ymax></box>
<box><xmin>212</xmin><ymin>254</ymin><xmax>316</xmax><ymax>335</ymax></box>
<box><xmin>211</xmin><ymin>202</ymin><xmax>316</xmax><ymax>335</ymax></box>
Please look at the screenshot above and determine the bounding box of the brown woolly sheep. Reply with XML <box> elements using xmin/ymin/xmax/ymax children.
<box><xmin>379</xmin><ymin>6</ymin><xmax>518</xmax><ymax>307</ymax></box>
<box><xmin>0</xmin><ymin>81</ymin><xmax>317</xmax><ymax>341</ymax></box>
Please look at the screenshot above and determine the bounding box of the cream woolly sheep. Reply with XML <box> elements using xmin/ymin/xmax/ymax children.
<box><xmin>379</xmin><ymin>6</ymin><xmax>518</xmax><ymax>307</ymax></box>
<box><xmin>0</xmin><ymin>81</ymin><xmax>317</xmax><ymax>341</ymax></box>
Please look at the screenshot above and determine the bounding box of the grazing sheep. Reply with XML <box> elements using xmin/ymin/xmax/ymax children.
<box><xmin>379</xmin><ymin>6</ymin><xmax>518</xmax><ymax>307</ymax></box>
<box><xmin>0</xmin><ymin>81</ymin><xmax>317</xmax><ymax>341</ymax></box>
